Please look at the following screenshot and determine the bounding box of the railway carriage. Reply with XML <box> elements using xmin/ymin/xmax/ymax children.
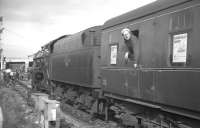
<box><xmin>100</xmin><ymin>0</ymin><xmax>200</xmax><ymax>127</ymax></box>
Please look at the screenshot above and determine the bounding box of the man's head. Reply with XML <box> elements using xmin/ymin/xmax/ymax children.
<box><xmin>121</xmin><ymin>28</ymin><xmax>131</xmax><ymax>40</ymax></box>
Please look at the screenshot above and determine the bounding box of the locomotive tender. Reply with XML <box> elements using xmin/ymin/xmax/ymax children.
<box><xmin>50</xmin><ymin>26</ymin><xmax>101</xmax><ymax>89</ymax></box>
<box><xmin>32</xmin><ymin>0</ymin><xmax>200</xmax><ymax>127</ymax></box>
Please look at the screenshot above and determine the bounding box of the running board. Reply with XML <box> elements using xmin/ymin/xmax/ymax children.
<box><xmin>104</xmin><ymin>93</ymin><xmax>161</xmax><ymax>109</ymax></box>
<box><xmin>104</xmin><ymin>93</ymin><xmax>200</xmax><ymax>121</ymax></box>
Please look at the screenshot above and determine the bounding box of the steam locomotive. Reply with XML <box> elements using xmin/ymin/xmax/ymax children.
<box><xmin>32</xmin><ymin>0</ymin><xmax>200</xmax><ymax>127</ymax></box>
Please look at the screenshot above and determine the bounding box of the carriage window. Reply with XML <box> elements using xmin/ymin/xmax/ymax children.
<box><xmin>131</xmin><ymin>29</ymin><xmax>139</xmax><ymax>38</ymax></box>
<box><xmin>172</xmin><ymin>33</ymin><xmax>188</xmax><ymax>63</ymax></box>
<box><xmin>110</xmin><ymin>44</ymin><xmax>118</xmax><ymax>65</ymax></box>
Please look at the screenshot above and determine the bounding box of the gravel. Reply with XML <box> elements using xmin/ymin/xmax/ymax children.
<box><xmin>0</xmin><ymin>85</ymin><xmax>40</xmax><ymax>128</ymax></box>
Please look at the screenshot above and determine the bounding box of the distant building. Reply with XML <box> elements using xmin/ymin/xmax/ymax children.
<box><xmin>5</xmin><ymin>57</ymin><xmax>33</xmax><ymax>72</ymax></box>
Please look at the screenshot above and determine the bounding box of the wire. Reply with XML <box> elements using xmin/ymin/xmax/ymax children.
<box><xmin>4</xmin><ymin>28</ymin><xmax>28</xmax><ymax>40</ymax></box>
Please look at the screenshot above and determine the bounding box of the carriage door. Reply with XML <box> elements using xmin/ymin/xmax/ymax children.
<box><xmin>120</xmin><ymin>27</ymin><xmax>140</xmax><ymax>98</ymax></box>
<box><xmin>101</xmin><ymin>26</ymin><xmax>140</xmax><ymax>98</ymax></box>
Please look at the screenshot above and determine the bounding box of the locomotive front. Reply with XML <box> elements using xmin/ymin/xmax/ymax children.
<box><xmin>31</xmin><ymin>46</ymin><xmax>50</xmax><ymax>92</ymax></box>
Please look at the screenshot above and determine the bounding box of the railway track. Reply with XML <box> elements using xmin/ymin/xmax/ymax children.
<box><xmin>15</xmin><ymin>80</ymin><xmax>198</xmax><ymax>128</ymax></box>
<box><xmin>14</xmin><ymin>80</ymin><xmax>122</xmax><ymax>128</ymax></box>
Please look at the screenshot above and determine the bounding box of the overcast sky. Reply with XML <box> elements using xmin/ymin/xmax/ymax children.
<box><xmin>0</xmin><ymin>0</ymin><xmax>156</xmax><ymax>58</ymax></box>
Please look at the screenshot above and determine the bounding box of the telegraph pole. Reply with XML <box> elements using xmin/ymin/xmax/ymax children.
<box><xmin>0</xmin><ymin>16</ymin><xmax>4</xmax><ymax>70</ymax></box>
